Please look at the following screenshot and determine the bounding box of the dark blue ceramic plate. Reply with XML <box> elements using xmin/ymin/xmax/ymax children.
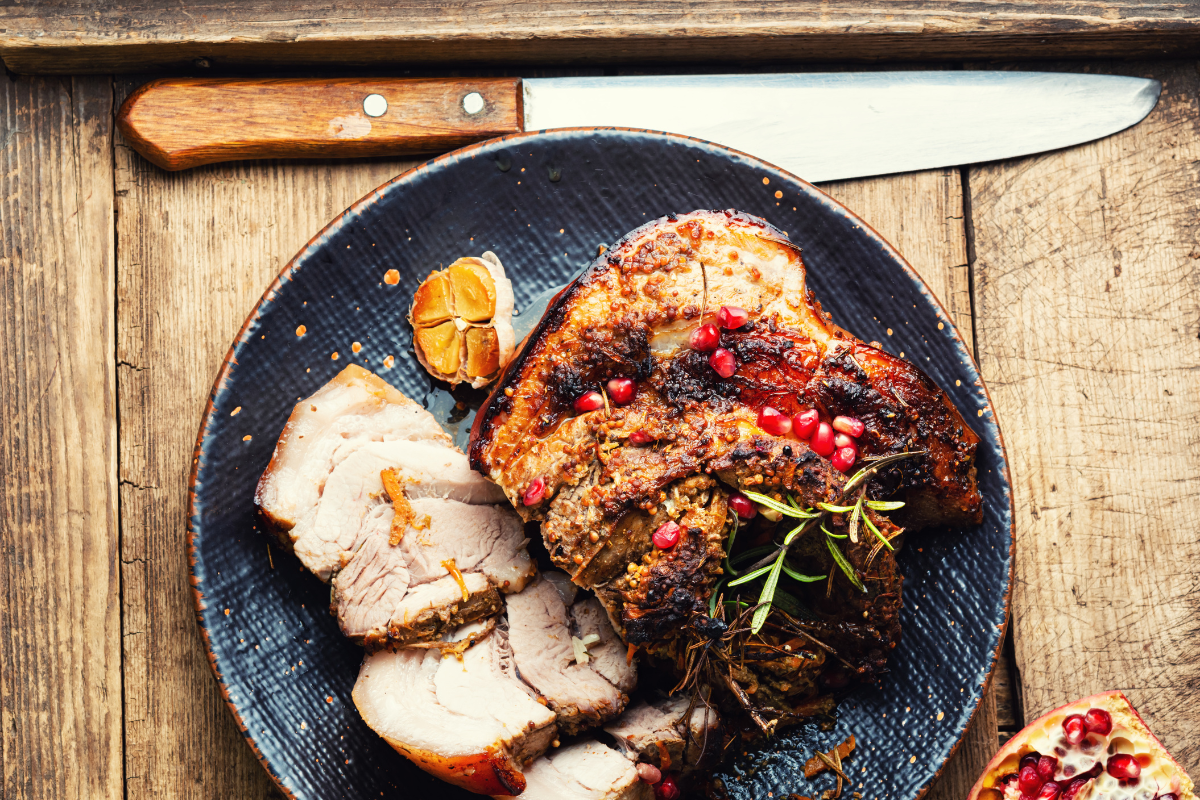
<box><xmin>188</xmin><ymin>129</ymin><xmax>1012</xmax><ymax>800</ymax></box>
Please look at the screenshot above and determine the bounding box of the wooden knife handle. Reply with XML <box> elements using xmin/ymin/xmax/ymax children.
<box><xmin>116</xmin><ymin>77</ymin><xmax>524</xmax><ymax>171</ymax></box>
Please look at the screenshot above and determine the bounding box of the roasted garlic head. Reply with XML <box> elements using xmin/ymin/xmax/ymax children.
<box><xmin>409</xmin><ymin>252</ymin><xmax>515</xmax><ymax>388</ymax></box>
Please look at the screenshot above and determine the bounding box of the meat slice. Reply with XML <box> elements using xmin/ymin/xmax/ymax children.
<box><xmin>471</xmin><ymin>211</ymin><xmax>980</xmax><ymax>537</ymax></box>
<box><xmin>495</xmin><ymin>739</ymin><xmax>651</xmax><ymax>800</ymax></box>
<box><xmin>572</xmin><ymin>597</ymin><xmax>636</xmax><ymax>694</ymax></box>
<box><xmin>256</xmin><ymin>364</ymin><xmax>451</xmax><ymax>541</ymax></box>
<box><xmin>604</xmin><ymin>694</ymin><xmax>720</xmax><ymax>772</ymax></box>
<box><xmin>332</xmin><ymin>496</ymin><xmax>534</xmax><ymax>648</ymax></box>
<box><xmin>293</xmin><ymin>439</ymin><xmax>507</xmax><ymax>580</ymax></box>
<box><xmin>353</xmin><ymin>622</ymin><xmax>557</xmax><ymax>796</ymax></box>
<box><xmin>505</xmin><ymin>574</ymin><xmax>634</xmax><ymax>735</ymax></box>
<box><xmin>469</xmin><ymin>209</ymin><xmax>980</xmax><ymax>693</ymax></box>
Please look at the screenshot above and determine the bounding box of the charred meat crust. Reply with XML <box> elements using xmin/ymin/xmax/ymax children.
<box><xmin>469</xmin><ymin>210</ymin><xmax>981</xmax><ymax>673</ymax></box>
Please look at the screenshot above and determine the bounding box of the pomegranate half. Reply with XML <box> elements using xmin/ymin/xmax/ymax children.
<box><xmin>967</xmin><ymin>691</ymin><xmax>1193</xmax><ymax>800</ymax></box>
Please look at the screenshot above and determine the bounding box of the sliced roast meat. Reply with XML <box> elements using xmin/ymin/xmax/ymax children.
<box><xmin>506</xmin><ymin>574</ymin><xmax>634</xmax><ymax>735</ymax></box>
<box><xmin>495</xmin><ymin>739</ymin><xmax>651</xmax><ymax>800</ymax></box>
<box><xmin>256</xmin><ymin>364</ymin><xmax>451</xmax><ymax>541</ymax></box>
<box><xmin>605</xmin><ymin>694</ymin><xmax>720</xmax><ymax>772</ymax></box>
<box><xmin>353</xmin><ymin>622</ymin><xmax>556</xmax><ymax>796</ymax></box>
<box><xmin>571</xmin><ymin>597</ymin><xmax>636</xmax><ymax>694</ymax></box>
<box><xmin>294</xmin><ymin>438</ymin><xmax>506</xmax><ymax>580</ymax></box>
<box><xmin>332</xmin><ymin>496</ymin><xmax>534</xmax><ymax>648</ymax></box>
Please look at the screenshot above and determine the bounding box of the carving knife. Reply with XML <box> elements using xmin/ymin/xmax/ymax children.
<box><xmin>117</xmin><ymin>72</ymin><xmax>1160</xmax><ymax>183</ymax></box>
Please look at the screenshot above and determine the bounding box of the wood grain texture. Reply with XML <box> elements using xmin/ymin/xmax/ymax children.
<box><xmin>117</xmin><ymin>77</ymin><xmax>523</xmax><ymax>170</ymax></box>
<box><xmin>0</xmin><ymin>76</ymin><xmax>121</xmax><ymax>800</ymax></box>
<box><xmin>823</xmin><ymin>168</ymin><xmax>997</xmax><ymax>800</ymax></box>
<box><xmin>5</xmin><ymin>2</ymin><xmax>1200</xmax><ymax>73</ymax></box>
<box><xmin>114</xmin><ymin>75</ymin><xmax>420</xmax><ymax>798</ymax></box>
<box><xmin>972</xmin><ymin>60</ymin><xmax>1200</xmax><ymax>771</ymax></box>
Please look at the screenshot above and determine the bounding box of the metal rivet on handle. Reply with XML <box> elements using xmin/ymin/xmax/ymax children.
<box><xmin>462</xmin><ymin>92</ymin><xmax>485</xmax><ymax>115</ymax></box>
<box><xmin>363</xmin><ymin>94</ymin><xmax>388</xmax><ymax>117</ymax></box>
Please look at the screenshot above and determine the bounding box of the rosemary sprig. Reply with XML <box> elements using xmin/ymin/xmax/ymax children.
<box><xmin>782</xmin><ymin>563</ymin><xmax>826</xmax><ymax>583</ymax></box>
<box><xmin>825</xmin><ymin>536</ymin><xmax>865</xmax><ymax>592</ymax></box>
<box><xmin>742</xmin><ymin>490</ymin><xmax>822</xmax><ymax>519</ymax></box>
<box><xmin>727</xmin><ymin>451</ymin><xmax>925</xmax><ymax>633</ymax></box>
<box><xmin>751</xmin><ymin>555</ymin><xmax>786</xmax><ymax>633</ymax></box>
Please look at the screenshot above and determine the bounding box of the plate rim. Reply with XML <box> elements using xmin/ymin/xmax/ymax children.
<box><xmin>186</xmin><ymin>126</ymin><xmax>1015</xmax><ymax>800</ymax></box>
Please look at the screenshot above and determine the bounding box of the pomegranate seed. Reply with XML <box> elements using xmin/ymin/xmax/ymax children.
<box><xmin>709</xmin><ymin>348</ymin><xmax>737</xmax><ymax>378</ymax></box>
<box><xmin>810</xmin><ymin>421</ymin><xmax>836</xmax><ymax>457</ymax></box>
<box><xmin>1018</xmin><ymin>765</ymin><xmax>1043</xmax><ymax>795</ymax></box>
<box><xmin>606</xmin><ymin>377</ymin><xmax>636</xmax><ymax>405</ymax></box>
<box><xmin>629</xmin><ymin>429</ymin><xmax>655</xmax><ymax>445</ymax></box>
<box><xmin>792</xmin><ymin>408</ymin><xmax>820</xmax><ymax>439</ymax></box>
<box><xmin>717</xmin><ymin>305</ymin><xmax>749</xmax><ymax>329</ymax></box>
<box><xmin>1036</xmin><ymin>782</ymin><xmax>1062</xmax><ymax>800</ymax></box>
<box><xmin>998</xmin><ymin>774</ymin><xmax>1019</xmax><ymax>788</ymax></box>
<box><xmin>1061</xmin><ymin>778</ymin><xmax>1091</xmax><ymax>800</ymax></box>
<box><xmin>758</xmin><ymin>406</ymin><xmax>793</xmax><ymax>436</ymax></box>
<box><xmin>1106</xmin><ymin>755</ymin><xmax>1140</xmax><ymax>780</ymax></box>
<box><xmin>574</xmin><ymin>391</ymin><xmax>604</xmax><ymax>412</ymax></box>
<box><xmin>1157</xmin><ymin>794</ymin><xmax>1180</xmax><ymax>800</ymax></box>
<box><xmin>637</xmin><ymin>762</ymin><xmax>662</xmax><ymax>784</ymax></box>
<box><xmin>831</xmin><ymin>445</ymin><xmax>857</xmax><ymax>473</ymax></box>
<box><xmin>1084</xmin><ymin>708</ymin><xmax>1112</xmax><ymax>736</ymax></box>
<box><xmin>728</xmin><ymin>493</ymin><xmax>757</xmax><ymax>519</ymax></box>
<box><xmin>1062</xmin><ymin>714</ymin><xmax>1086</xmax><ymax>745</ymax></box>
<box><xmin>1020</xmin><ymin>754</ymin><xmax>1042</xmax><ymax>772</ymax></box>
<box><xmin>654</xmin><ymin>774</ymin><xmax>680</xmax><ymax>800</ymax></box>
<box><xmin>834</xmin><ymin>431</ymin><xmax>855</xmax><ymax>449</ymax></box>
<box><xmin>523</xmin><ymin>478</ymin><xmax>545</xmax><ymax>506</ymax></box>
<box><xmin>653</xmin><ymin>521</ymin><xmax>681</xmax><ymax>549</ymax></box>
<box><xmin>689</xmin><ymin>323</ymin><xmax>720</xmax><ymax>352</ymax></box>
<box><xmin>1037</xmin><ymin>756</ymin><xmax>1058</xmax><ymax>782</ymax></box>
<box><xmin>832</xmin><ymin>415</ymin><xmax>865</xmax><ymax>437</ymax></box>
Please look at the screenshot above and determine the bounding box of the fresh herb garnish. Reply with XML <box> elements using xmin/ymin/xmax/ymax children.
<box><xmin>729</xmin><ymin>451</ymin><xmax>923</xmax><ymax>633</ymax></box>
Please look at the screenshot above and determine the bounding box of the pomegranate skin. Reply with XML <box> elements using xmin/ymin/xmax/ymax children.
<box><xmin>966</xmin><ymin>691</ymin><xmax>1195</xmax><ymax>800</ymax></box>
<box><xmin>689</xmin><ymin>323</ymin><xmax>720</xmax><ymax>352</ymax></box>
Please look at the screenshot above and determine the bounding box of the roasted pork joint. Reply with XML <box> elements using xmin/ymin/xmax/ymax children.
<box><xmin>469</xmin><ymin>209</ymin><xmax>981</xmax><ymax>694</ymax></box>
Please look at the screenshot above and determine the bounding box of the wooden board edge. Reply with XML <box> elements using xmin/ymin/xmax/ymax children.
<box><xmin>4</xmin><ymin>27</ymin><xmax>1200</xmax><ymax>74</ymax></box>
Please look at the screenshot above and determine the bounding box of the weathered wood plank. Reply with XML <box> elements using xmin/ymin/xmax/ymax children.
<box><xmin>114</xmin><ymin>74</ymin><xmax>420</xmax><ymax>797</ymax></box>
<box><xmin>0</xmin><ymin>76</ymin><xmax>122</xmax><ymax>800</ymax></box>
<box><xmin>5</xmin><ymin>2</ymin><xmax>1200</xmax><ymax>73</ymax></box>
<box><xmin>972</xmin><ymin>60</ymin><xmax>1200</xmax><ymax>770</ymax></box>
<box><xmin>823</xmin><ymin>168</ymin><xmax>997</xmax><ymax>799</ymax></box>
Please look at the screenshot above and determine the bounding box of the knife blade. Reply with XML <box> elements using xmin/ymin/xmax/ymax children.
<box><xmin>117</xmin><ymin>72</ymin><xmax>1159</xmax><ymax>181</ymax></box>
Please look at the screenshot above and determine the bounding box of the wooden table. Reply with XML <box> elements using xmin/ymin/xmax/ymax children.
<box><xmin>3</xmin><ymin>5</ymin><xmax>1199</xmax><ymax>799</ymax></box>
